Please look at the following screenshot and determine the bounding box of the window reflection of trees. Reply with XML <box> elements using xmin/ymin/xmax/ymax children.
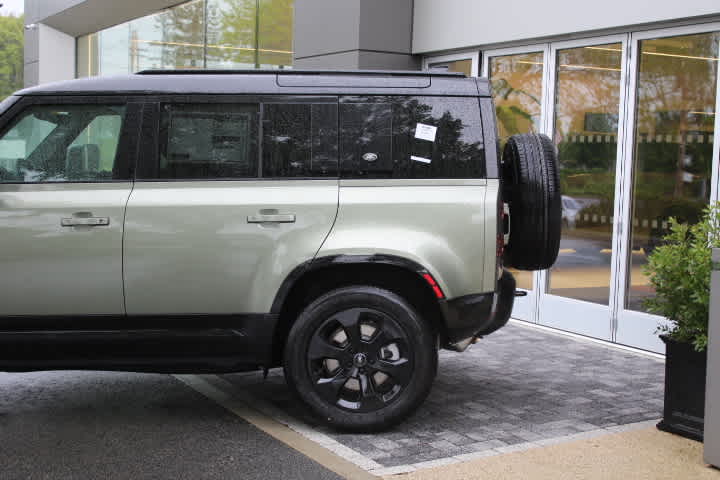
<box><xmin>86</xmin><ymin>0</ymin><xmax>294</xmax><ymax>74</ymax></box>
<box><xmin>554</xmin><ymin>45</ymin><xmax>622</xmax><ymax>250</ymax></box>
<box><xmin>490</xmin><ymin>54</ymin><xmax>544</xmax><ymax>145</ymax></box>
<box><xmin>340</xmin><ymin>96</ymin><xmax>484</xmax><ymax>179</ymax></box>
<box><xmin>262</xmin><ymin>103</ymin><xmax>338</xmax><ymax>177</ymax></box>
<box><xmin>632</xmin><ymin>33</ymin><xmax>719</xmax><ymax>230</ymax></box>
<box><xmin>628</xmin><ymin>32</ymin><xmax>719</xmax><ymax>311</ymax></box>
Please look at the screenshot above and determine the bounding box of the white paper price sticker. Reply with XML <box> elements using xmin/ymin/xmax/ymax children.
<box><xmin>411</xmin><ymin>155</ymin><xmax>431</xmax><ymax>164</ymax></box>
<box><xmin>415</xmin><ymin>123</ymin><xmax>437</xmax><ymax>142</ymax></box>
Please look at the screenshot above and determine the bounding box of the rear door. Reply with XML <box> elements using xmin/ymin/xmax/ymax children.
<box><xmin>0</xmin><ymin>97</ymin><xmax>138</xmax><ymax>316</ymax></box>
<box><xmin>123</xmin><ymin>96</ymin><xmax>339</xmax><ymax>315</ymax></box>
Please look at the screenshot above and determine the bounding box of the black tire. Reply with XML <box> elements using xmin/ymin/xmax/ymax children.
<box><xmin>501</xmin><ymin>133</ymin><xmax>561</xmax><ymax>270</ymax></box>
<box><xmin>283</xmin><ymin>286</ymin><xmax>437</xmax><ymax>432</ymax></box>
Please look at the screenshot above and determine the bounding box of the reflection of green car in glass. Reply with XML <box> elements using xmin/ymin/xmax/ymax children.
<box><xmin>0</xmin><ymin>70</ymin><xmax>561</xmax><ymax>431</ymax></box>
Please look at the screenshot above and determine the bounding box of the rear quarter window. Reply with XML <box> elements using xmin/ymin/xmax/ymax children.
<box><xmin>340</xmin><ymin>96</ymin><xmax>485</xmax><ymax>179</ymax></box>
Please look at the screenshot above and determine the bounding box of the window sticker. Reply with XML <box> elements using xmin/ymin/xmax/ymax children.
<box><xmin>415</xmin><ymin>123</ymin><xmax>437</xmax><ymax>142</ymax></box>
<box><xmin>410</xmin><ymin>155</ymin><xmax>431</xmax><ymax>164</ymax></box>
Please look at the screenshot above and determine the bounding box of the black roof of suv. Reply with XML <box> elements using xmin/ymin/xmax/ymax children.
<box><xmin>16</xmin><ymin>69</ymin><xmax>491</xmax><ymax>97</ymax></box>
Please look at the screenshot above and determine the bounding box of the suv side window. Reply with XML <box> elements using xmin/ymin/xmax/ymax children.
<box><xmin>0</xmin><ymin>104</ymin><xmax>126</xmax><ymax>183</ymax></box>
<box><xmin>340</xmin><ymin>96</ymin><xmax>485</xmax><ymax>179</ymax></box>
<box><xmin>262</xmin><ymin>102</ymin><xmax>338</xmax><ymax>178</ymax></box>
<box><xmin>156</xmin><ymin>103</ymin><xmax>259</xmax><ymax>180</ymax></box>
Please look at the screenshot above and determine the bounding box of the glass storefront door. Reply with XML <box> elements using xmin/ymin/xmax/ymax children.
<box><xmin>484</xmin><ymin>47</ymin><xmax>547</xmax><ymax>321</ymax></box>
<box><xmin>540</xmin><ymin>37</ymin><xmax>628</xmax><ymax>340</ymax></box>
<box><xmin>616</xmin><ymin>27</ymin><xmax>720</xmax><ymax>352</ymax></box>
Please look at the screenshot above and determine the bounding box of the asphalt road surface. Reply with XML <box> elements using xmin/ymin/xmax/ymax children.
<box><xmin>0</xmin><ymin>371</ymin><xmax>343</xmax><ymax>480</ymax></box>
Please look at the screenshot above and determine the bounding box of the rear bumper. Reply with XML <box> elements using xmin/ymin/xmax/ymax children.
<box><xmin>441</xmin><ymin>269</ymin><xmax>516</xmax><ymax>343</ymax></box>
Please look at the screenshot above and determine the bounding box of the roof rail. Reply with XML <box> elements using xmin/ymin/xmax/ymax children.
<box><xmin>135</xmin><ymin>68</ymin><xmax>466</xmax><ymax>77</ymax></box>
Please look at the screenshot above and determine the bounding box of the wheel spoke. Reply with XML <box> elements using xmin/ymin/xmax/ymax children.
<box><xmin>308</xmin><ymin>334</ymin><xmax>346</xmax><ymax>361</ymax></box>
<box><xmin>375</xmin><ymin>358</ymin><xmax>411</xmax><ymax>385</ymax></box>
<box><xmin>315</xmin><ymin>370</ymin><xmax>349</xmax><ymax>404</ymax></box>
<box><xmin>358</xmin><ymin>372</ymin><xmax>384</xmax><ymax>410</ymax></box>
<box><xmin>333</xmin><ymin>309</ymin><xmax>363</xmax><ymax>348</ymax></box>
<box><xmin>366</xmin><ymin>328</ymin><xmax>390</xmax><ymax>351</ymax></box>
<box><xmin>367</xmin><ymin>320</ymin><xmax>404</xmax><ymax>350</ymax></box>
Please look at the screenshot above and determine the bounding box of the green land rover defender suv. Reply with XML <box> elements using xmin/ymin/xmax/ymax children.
<box><xmin>0</xmin><ymin>70</ymin><xmax>560</xmax><ymax>431</ymax></box>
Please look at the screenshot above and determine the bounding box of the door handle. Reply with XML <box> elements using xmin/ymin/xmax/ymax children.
<box><xmin>247</xmin><ymin>213</ymin><xmax>296</xmax><ymax>223</ymax></box>
<box><xmin>61</xmin><ymin>216</ymin><xmax>110</xmax><ymax>227</ymax></box>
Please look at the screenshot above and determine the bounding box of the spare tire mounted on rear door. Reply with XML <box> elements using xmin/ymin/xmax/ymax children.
<box><xmin>501</xmin><ymin>133</ymin><xmax>562</xmax><ymax>271</ymax></box>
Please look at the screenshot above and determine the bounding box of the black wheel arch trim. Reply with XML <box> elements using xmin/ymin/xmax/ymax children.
<box><xmin>271</xmin><ymin>254</ymin><xmax>437</xmax><ymax>315</ymax></box>
<box><xmin>271</xmin><ymin>254</ymin><xmax>512</xmax><ymax>345</ymax></box>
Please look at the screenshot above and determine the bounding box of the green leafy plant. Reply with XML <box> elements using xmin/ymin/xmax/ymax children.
<box><xmin>0</xmin><ymin>13</ymin><xmax>24</xmax><ymax>101</ymax></box>
<box><xmin>644</xmin><ymin>202</ymin><xmax>720</xmax><ymax>351</ymax></box>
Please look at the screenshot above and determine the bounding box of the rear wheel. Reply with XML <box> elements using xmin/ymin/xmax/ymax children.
<box><xmin>284</xmin><ymin>286</ymin><xmax>437</xmax><ymax>432</ymax></box>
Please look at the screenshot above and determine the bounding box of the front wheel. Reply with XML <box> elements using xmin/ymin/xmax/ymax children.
<box><xmin>283</xmin><ymin>286</ymin><xmax>437</xmax><ymax>432</ymax></box>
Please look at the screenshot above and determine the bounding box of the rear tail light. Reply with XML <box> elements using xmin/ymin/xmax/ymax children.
<box><xmin>422</xmin><ymin>273</ymin><xmax>445</xmax><ymax>299</ymax></box>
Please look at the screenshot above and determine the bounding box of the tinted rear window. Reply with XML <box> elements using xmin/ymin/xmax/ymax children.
<box><xmin>340</xmin><ymin>96</ymin><xmax>484</xmax><ymax>179</ymax></box>
<box><xmin>158</xmin><ymin>103</ymin><xmax>259</xmax><ymax>180</ymax></box>
<box><xmin>262</xmin><ymin>102</ymin><xmax>338</xmax><ymax>178</ymax></box>
<box><xmin>142</xmin><ymin>99</ymin><xmax>338</xmax><ymax>180</ymax></box>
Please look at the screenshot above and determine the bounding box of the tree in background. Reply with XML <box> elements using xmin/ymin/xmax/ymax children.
<box><xmin>0</xmin><ymin>13</ymin><xmax>23</xmax><ymax>100</ymax></box>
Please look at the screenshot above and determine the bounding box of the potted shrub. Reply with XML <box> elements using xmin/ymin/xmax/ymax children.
<box><xmin>644</xmin><ymin>203</ymin><xmax>720</xmax><ymax>441</ymax></box>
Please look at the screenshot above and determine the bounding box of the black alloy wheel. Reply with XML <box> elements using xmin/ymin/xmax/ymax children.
<box><xmin>307</xmin><ymin>307</ymin><xmax>413</xmax><ymax>412</ymax></box>
<box><xmin>284</xmin><ymin>286</ymin><xmax>437</xmax><ymax>432</ymax></box>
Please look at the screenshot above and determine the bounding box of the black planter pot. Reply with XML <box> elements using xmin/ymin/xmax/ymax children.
<box><xmin>657</xmin><ymin>335</ymin><xmax>707</xmax><ymax>441</ymax></box>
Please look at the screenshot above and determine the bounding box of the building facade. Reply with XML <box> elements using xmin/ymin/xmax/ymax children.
<box><xmin>23</xmin><ymin>0</ymin><xmax>720</xmax><ymax>353</ymax></box>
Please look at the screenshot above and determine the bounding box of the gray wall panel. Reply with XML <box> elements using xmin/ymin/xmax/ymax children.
<box><xmin>26</xmin><ymin>0</ymin><xmax>183</xmax><ymax>37</ymax></box>
<box><xmin>294</xmin><ymin>0</ymin><xmax>361</xmax><ymax>60</ymax></box>
<box><xmin>358</xmin><ymin>51</ymin><xmax>420</xmax><ymax>70</ymax></box>
<box><xmin>23</xmin><ymin>27</ymin><xmax>39</xmax><ymax>64</ymax></box>
<box><xmin>358</xmin><ymin>0</ymin><xmax>413</xmax><ymax>53</ymax></box>
<box><xmin>25</xmin><ymin>0</ymin><xmax>85</xmax><ymax>24</ymax></box>
<box><xmin>413</xmin><ymin>0</ymin><xmax>720</xmax><ymax>53</ymax></box>
<box><xmin>294</xmin><ymin>0</ymin><xmax>417</xmax><ymax>70</ymax></box>
<box><xmin>294</xmin><ymin>50</ymin><xmax>361</xmax><ymax>69</ymax></box>
<box><xmin>24</xmin><ymin>61</ymin><xmax>39</xmax><ymax>88</ymax></box>
<box><xmin>706</xmin><ymin>248</ymin><xmax>720</xmax><ymax>466</ymax></box>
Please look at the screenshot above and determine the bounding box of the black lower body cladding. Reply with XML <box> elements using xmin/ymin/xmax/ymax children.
<box><xmin>501</xmin><ymin>133</ymin><xmax>562</xmax><ymax>270</ymax></box>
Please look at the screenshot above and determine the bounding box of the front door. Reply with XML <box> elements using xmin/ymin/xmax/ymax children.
<box><xmin>0</xmin><ymin>99</ymin><xmax>136</xmax><ymax>316</ymax></box>
<box><xmin>123</xmin><ymin>98</ymin><xmax>339</xmax><ymax>315</ymax></box>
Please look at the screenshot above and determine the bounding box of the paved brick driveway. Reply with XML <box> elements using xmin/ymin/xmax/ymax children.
<box><xmin>222</xmin><ymin>322</ymin><xmax>665</xmax><ymax>470</ymax></box>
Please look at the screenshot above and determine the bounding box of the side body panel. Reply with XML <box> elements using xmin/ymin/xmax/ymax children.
<box><xmin>123</xmin><ymin>180</ymin><xmax>338</xmax><ymax>314</ymax></box>
<box><xmin>317</xmin><ymin>179</ymin><xmax>498</xmax><ymax>299</ymax></box>
<box><xmin>0</xmin><ymin>183</ymin><xmax>132</xmax><ymax>315</ymax></box>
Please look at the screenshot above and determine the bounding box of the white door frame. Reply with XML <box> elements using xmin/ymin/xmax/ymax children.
<box><xmin>423</xmin><ymin>50</ymin><xmax>480</xmax><ymax>77</ymax></box>
<box><xmin>615</xmin><ymin>22</ymin><xmax>720</xmax><ymax>352</ymax></box>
